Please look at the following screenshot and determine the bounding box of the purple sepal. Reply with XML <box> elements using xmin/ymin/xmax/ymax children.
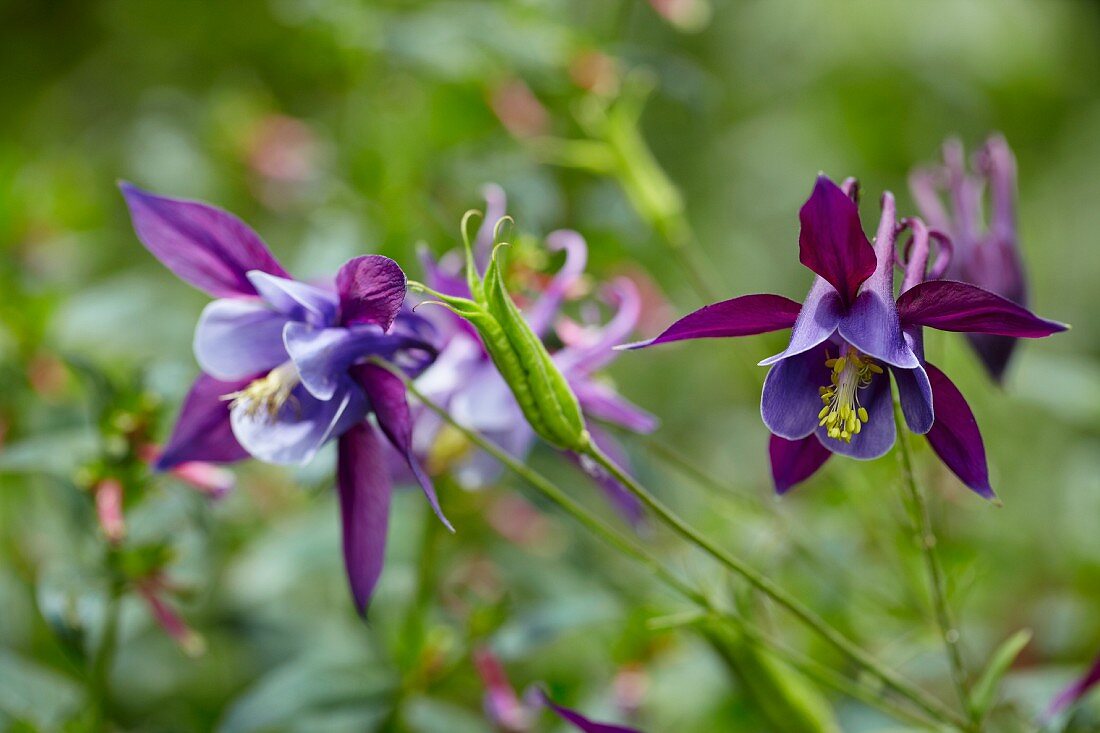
<box><xmin>353</xmin><ymin>363</ymin><xmax>453</xmax><ymax>531</ymax></box>
<box><xmin>892</xmin><ymin>365</ymin><xmax>934</xmax><ymax>435</ymax></box>
<box><xmin>540</xmin><ymin>690</ymin><xmax>643</xmax><ymax>733</ymax></box>
<box><xmin>897</xmin><ymin>280</ymin><xmax>1066</xmax><ymax>338</ymax></box>
<box><xmin>758</xmin><ymin>279</ymin><xmax>844</xmax><ymax>366</ymax></box>
<box><xmin>797</xmin><ymin>175</ymin><xmax>877</xmax><ymax>306</ymax></box>
<box><xmin>622</xmin><ymin>293</ymin><xmax>801</xmax><ymax>349</ymax></box>
<box><xmin>923</xmin><ymin>362</ymin><xmax>994</xmax><ymax>499</ymax></box>
<box><xmin>1048</xmin><ymin>652</ymin><xmax>1100</xmax><ymax>719</ymax></box>
<box><xmin>573</xmin><ymin>381</ymin><xmax>658</xmax><ymax>434</ymax></box>
<box><xmin>156</xmin><ymin>373</ymin><xmax>252</xmax><ymax>471</ymax></box>
<box><xmin>336</xmin><ymin>255</ymin><xmax>407</xmax><ymax>330</ymax></box>
<box><xmin>336</xmin><ymin>421</ymin><xmax>393</xmax><ymax>615</ymax></box>
<box><xmin>525</xmin><ymin>230</ymin><xmax>588</xmax><ymax>338</ymax></box>
<box><xmin>768</xmin><ymin>434</ymin><xmax>832</xmax><ymax>494</ymax></box>
<box><xmin>120</xmin><ymin>182</ymin><xmax>288</xmax><ymax>298</ymax></box>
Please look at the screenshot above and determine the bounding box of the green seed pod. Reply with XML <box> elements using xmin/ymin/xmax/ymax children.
<box><xmin>702</xmin><ymin>620</ymin><xmax>841</xmax><ymax>733</ymax></box>
<box><xmin>411</xmin><ymin>213</ymin><xmax>589</xmax><ymax>452</ymax></box>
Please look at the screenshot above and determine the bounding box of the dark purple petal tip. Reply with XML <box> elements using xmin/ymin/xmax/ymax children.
<box><xmin>897</xmin><ymin>280</ymin><xmax>1067</xmax><ymax>339</ymax></box>
<box><xmin>337</xmin><ymin>422</ymin><xmax>393</xmax><ymax>615</ymax></box>
<box><xmin>540</xmin><ymin>690</ymin><xmax>644</xmax><ymax>733</ymax></box>
<box><xmin>798</xmin><ymin>175</ymin><xmax>877</xmax><ymax>306</ymax></box>
<box><xmin>119</xmin><ymin>182</ymin><xmax>288</xmax><ymax>298</ymax></box>
<box><xmin>620</xmin><ymin>294</ymin><xmax>801</xmax><ymax>350</ymax></box>
<box><xmin>923</xmin><ymin>362</ymin><xmax>995</xmax><ymax>499</ymax></box>
<box><xmin>336</xmin><ymin>255</ymin><xmax>408</xmax><ymax>330</ymax></box>
<box><xmin>156</xmin><ymin>374</ymin><xmax>252</xmax><ymax>471</ymax></box>
<box><xmin>769</xmin><ymin>434</ymin><xmax>832</xmax><ymax>494</ymax></box>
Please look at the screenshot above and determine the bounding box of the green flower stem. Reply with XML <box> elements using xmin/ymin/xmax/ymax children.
<box><xmin>892</xmin><ymin>396</ymin><xmax>975</xmax><ymax>724</ymax></box>
<box><xmin>582</xmin><ymin>439</ymin><xmax>972</xmax><ymax>731</ymax></box>
<box><xmin>88</xmin><ymin>579</ymin><xmax>122</xmax><ymax>726</ymax></box>
<box><xmin>390</xmin><ymin>365</ymin><xmax>967</xmax><ymax>730</ymax></box>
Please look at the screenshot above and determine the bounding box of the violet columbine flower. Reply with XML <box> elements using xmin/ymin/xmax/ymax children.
<box><xmin>909</xmin><ymin>135</ymin><xmax>1028</xmax><ymax>382</ymax></box>
<box><xmin>411</xmin><ymin>187</ymin><xmax>656</xmax><ymax>524</ymax></box>
<box><xmin>626</xmin><ymin>175</ymin><xmax>1065</xmax><ymax>496</ymax></box>
<box><xmin>120</xmin><ymin>183</ymin><xmax>447</xmax><ymax>613</ymax></box>
<box><xmin>1048</xmin><ymin>651</ymin><xmax>1100</xmax><ymax>720</ymax></box>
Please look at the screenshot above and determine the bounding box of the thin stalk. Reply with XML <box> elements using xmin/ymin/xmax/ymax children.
<box><xmin>892</xmin><ymin>396</ymin><xmax>974</xmax><ymax>722</ymax></box>
<box><xmin>88</xmin><ymin>583</ymin><xmax>122</xmax><ymax>725</ymax></box>
<box><xmin>393</xmin><ymin>368</ymin><xmax>967</xmax><ymax>730</ymax></box>
<box><xmin>582</xmin><ymin>439</ymin><xmax>971</xmax><ymax>731</ymax></box>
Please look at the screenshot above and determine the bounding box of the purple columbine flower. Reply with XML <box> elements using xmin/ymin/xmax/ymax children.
<box><xmin>626</xmin><ymin>175</ymin><xmax>1065</xmax><ymax>496</ymax></box>
<box><xmin>120</xmin><ymin>183</ymin><xmax>448</xmax><ymax>613</ymax></box>
<box><xmin>1048</xmin><ymin>651</ymin><xmax>1100</xmax><ymax>720</ymax></box>
<box><xmin>410</xmin><ymin>186</ymin><xmax>656</xmax><ymax>524</ymax></box>
<box><xmin>909</xmin><ymin>135</ymin><xmax>1028</xmax><ymax>382</ymax></box>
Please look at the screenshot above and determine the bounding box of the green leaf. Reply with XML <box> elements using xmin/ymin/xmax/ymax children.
<box><xmin>0</xmin><ymin>651</ymin><xmax>82</xmax><ymax>730</ymax></box>
<box><xmin>969</xmin><ymin>628</ymin><xmax>1033</xmax><ymax>718</ymax></box>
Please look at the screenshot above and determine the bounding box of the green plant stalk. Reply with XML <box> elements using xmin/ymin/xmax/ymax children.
<box><xmin>582</xmin><ymin>439</ymin><xmax>972</xmax><ymax>730</ymax></box>
<box><xmin>88</xmin><ymin>580</ymin><xmax>122</xmax><ymax>726</ymax></box>
<box><xmin>393</xmin><ymin>367</ymin><xmax>964</xmax><ymax>730</ymax></box>
<box><xmin>892</xmin><ymin>395</ymin><xmax>974</xmax><ymax>723</ymax></box>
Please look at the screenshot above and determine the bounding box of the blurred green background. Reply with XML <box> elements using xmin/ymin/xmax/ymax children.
<box><xmin>2</xmin><ymin>0</ymin><xmax>1099</xmax><ymax>731</ymax></box>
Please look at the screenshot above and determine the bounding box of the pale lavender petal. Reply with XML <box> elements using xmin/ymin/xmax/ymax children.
<box><xmin>923</xmin><ymin>362</ymin><xmax>994</xmax><ymax>499</ymax></box>
<box><xmin>557</xmin><ymin>278</ymin><xmax>643</xmax><ymax>374</ymax></box>
<box><xmin>541</xmin><ymin>691</ymin><xmax>643</xmax><ymax>733</ymax></box>
<box><xmin>247</xmin><ymin>271</ymin><xmax>339</xmax><ymax>326</ymax></box>
<box><xmin>119</xmin><ymin>182</ymin><xmax>289</xmax><ymax>298</ymax></box>
<box><xmin>336</xmin><ymin>255</ymin><xmax>407</xmax><ymax>330</ymax></box>
<box><xmin>450</xmin><ymin>365</ymin><xmax>522</xmax><ymax>433</ymax></box>
<box><xmin>1048</xmin><ymin>652</ymin><xmax>1100</xmax><ymax>719</ymax></box>
<box><xmin>908</xmin><ymin>168</ymin><xmax>952</xmax><ymax>234</ymax></box>
<box><xmin>157</xmin><ymin>374</ymin><xmax>252</xmax><ymax>471</ymax></box>
<box><xmin>353</xmin><ymin>363</ymin><xmax>452</xmax><ymax>531</ymax></box>
<box><xmin>230</xmin><ymin>382</ymin><xmax>367</xmax><ymax>465</ymax></box>
<box><xmin>761</xmin><ymin>344</ymin><xmax>828</xmax><ymax>440</ymax></box>
<box><xmin>337</xmin><ymin>421</ymin><xmax>392</xmax><ymax>614</ymax></box>
<box><xmin>574</xmin><ymin>426</ymin><xmax>645</xmax><ymax>527</ymax></box>
<box><xmin>525</xmin><ymin>229</ymin><xmax>588</xmax><ymax>338</ymax></box>
<box><xmin>624</xmin><ymin>293</ymin><xmax>801</xmax><ymax>350</ymax></box>
<box><xmin>892</xmin><ymin>365</ymin><xmax>934</xmax><ymax>434</ymax></box>
<box><xmin>797</xmin><ymin>175</ymin><xmax>877</xmax><ymax>305</ymax></box>
<box><xmin>768</xmin><ymin>434</ymin><xmax>832</xmax><ymax>494</ymax></box>
<box><xmin>193</xmin><ymin>299</ymin><xmax>289</xmax><ymax>381</ymax></box>
<box><xmin>758</xmin><ymin>280</ymin><xmax>843</xmax><ymax>366</ymax></box>
<box><xmin>896</xmin><ymin>280</ymin><xmax>1066</xmax><ymax>338</ymax></box>
<box><xmin>573</xmin><ymin>380</ymin><xmax>658</xmax><ymax>434</ymax></box>
<box><xmin>815</xmin><ymin>371</ymin><xmax>895</xmax><ymax>459</ymax></box>
<box><xmin>417</xmin><ymin>244</ymin><xmax>470</xmax><ymax>299</ymax></box>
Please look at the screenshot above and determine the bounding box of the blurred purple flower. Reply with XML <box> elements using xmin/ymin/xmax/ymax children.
<box><xmin>1048</xmin><ymin>652</ymin><xmax>1100</xmax><ymax>719</ymax></box>
<box><xmin>627</xmin><ymin>175</ymin><xmax>1064</xmax><ymax>496</ymax></box>
<box><xmin>473</xmin><ymin>646</ymin><xmax>644</xmax><ymax>733</ymax></box>
<box><xmin>910</xmin><ymin>135</ymin><xmax>1028</xmax><ymax>382</ymax></box>
<box><xmin>411</xmin><ymin>186</ymin><xmax>656</xmax><ymax>524</ymax></box>
<box><xmin>120</xmin><ymin>183</ymin><xmax>446</xmax><ymax>613</ymax></box>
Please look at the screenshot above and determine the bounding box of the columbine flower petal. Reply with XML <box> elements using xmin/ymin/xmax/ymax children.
<box><xmin>572</xmin><ymin>381</ymin><xmax>658</xmax><ymax>434</ymax></box>
<box><xmin>284</xmin><ymin>322</ymin><xmax>393</xmax><ymax>400</ymax></box>
<box><xmin>758</xmin><ymin>279</ymin><xmax>844</xmax><ymax>366</ymax></box>
<box><xmin>230</xmin><ymin>382</ymin><xmax>367</xmax><ymax>465</ymax></box>
<box><xmin>922</xmin><ymin>362</ymin><xmax>994</xmax><ymax>498</ymax></box>
<box><xmin>157</xmin><ymin>374</ymin><xmax>253</xmax><ymax>471</ymax></box>
<box><xmin>525</xmin><ymin>229</ymin><xmax>588</xmax><ymax>338</ymax></box>
<box><xmin>193</xmin><ymin>299</ymin><xmax>290</xmax><ymax>380</ymax></box>
<box><xmin>540</xmin><ymin>691</ymin><xmax>643</xmax><ymax>733</ymax></box>
<box><xmin>336</xmin><ymin>421</ymin><xmax>393</xmax><ymax>615</ymax></box>
<box><xmin>247</xmin><ymin>270</ymin><xmax>339</xmax><ymax>326</ymax></box>
<box><xmin>814</xmin><ymin>370</ymin><xmax>894</xmax><ymax>460</ymax></box>
<box><xmin>892</xmin><ymin>365</ymin><xmax>934</xmax><ymax>435</ymax></box>
<box><xmin>1048</xmin><ymin>652</ymin><xmax>1100</xmax><ymax>719</ymax></box>
<box><xmin>622</xmin><ymin>293</ymin><xmax>801</xmax><ymax>350</ymax></box>
<box><xmin>797</xmin><ymin>175</ymin><xmax>877</xmax><ymax>306</ymax></box>
<box><xmin>336</xmin><ymin>255</ymin><xmax>408</xmax><ymax>329</ymax></box>
<box><xmin>896</xmin><ymin>279</ymin><xmax>1067</xmax><ymax>338</ymax></box>
<box><xmin>761</xmin><ymin>344</ymin><xmax>829</xmax><ymax>440</ymax></box>
<box><xmin>120</xmin><ymin>182</ymin><xmax>290</xmax><ymax>298</ymax></box>
<box><xmin>768</xmin><ymin>434</ymin><xmax>832</xmax><ymax>494</ymax></box>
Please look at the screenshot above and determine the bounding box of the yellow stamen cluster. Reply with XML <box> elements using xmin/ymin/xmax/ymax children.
<box><xmin>817</xmin><ymin>348</ymin><xmax>883</xmax><ymax>443</ymax></box>
<box><xmin>222</xmin><ymin>362</ymin><xmax>300</xmax><ymax>422</ymax></box>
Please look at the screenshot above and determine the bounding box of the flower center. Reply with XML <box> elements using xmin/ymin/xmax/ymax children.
<box><xmin>817</xmin><ymin>346</ymin><xmax>882</xmax><ymax>443</ymax></box>
<box><xmin>222</xmin><ymin>362</ymin><xmax>301</xmax><ymax>422</ymax></box>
